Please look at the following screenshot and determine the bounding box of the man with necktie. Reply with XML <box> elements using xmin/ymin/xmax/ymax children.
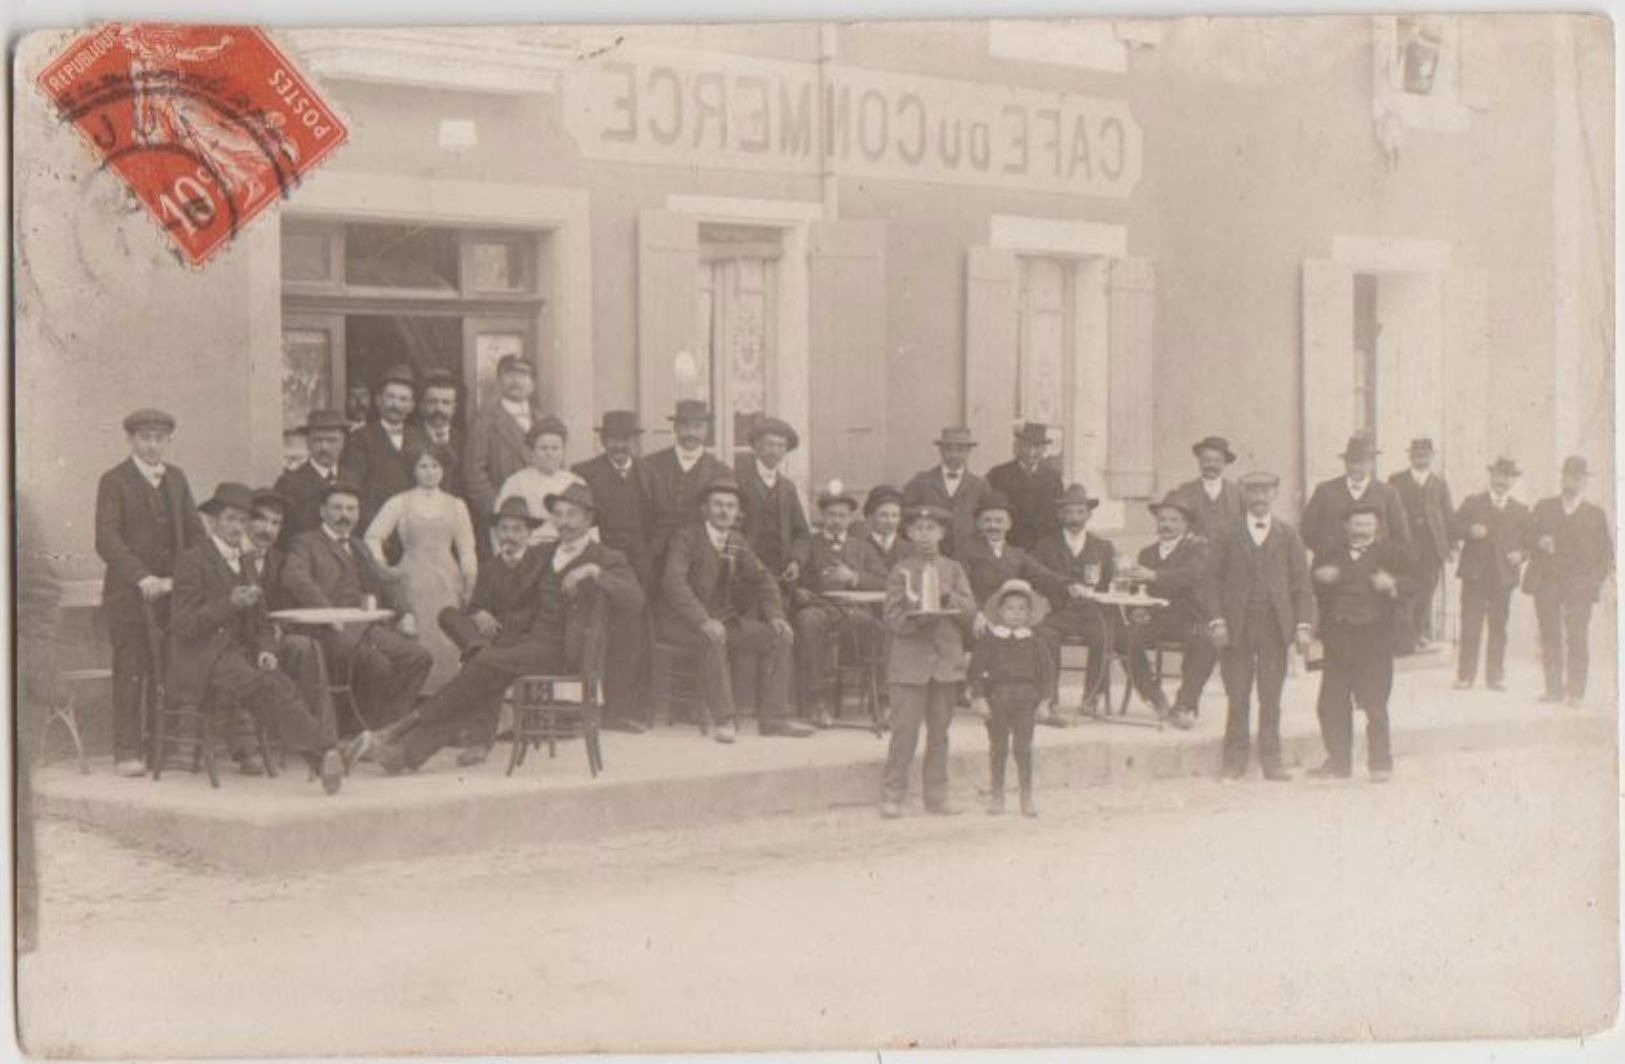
<box><xmin>1388</xmin><ymin>437</ymin><xmax>1455</xmax><ymax>652</ymax></box>
<box><xmin>1451</xmin><ymin>456</ymin><xmax>1531</xmax><ymax>690</ymax></box>
<box><xmin>986</xmin><ymin>421</ymin><xmax>1064</xmax><ymax>550</ymax></box>
<box><xmin>1523</xmin><ymin>456</ymin><xmax>1615</xmax><ymax>706</ymax></box>
<box><xmin>95</xmin><ymin>407</ymin><xmax>205</xmax><ymax>776</ymax></box>
<box><xmin>463</xmin><ymin>354</ymin><xmax>543</xmax><ymax>549</ymax></box>
<box><xmin>902</xmin><ymin>426</ymin><xmax>996</xmax><ymax>559</ymax></box>
<box><xmin>643</xmin><ymin>400</ymin><xmax>732</xmax><ymax>592</ymax></box>
<box><xmin>1300</xmin><ymin>432</ymin><xmax>1412</xmax><ymax>557</ymax></box>
<box><xmin>274</xmin><ymin>408</ymin><xmax>350</xmax><ymax>543</ymax></box>
<box><xmin>418</xmin><ymin>369</ymin><xmax>464</xmax><ymax>499</ymax></box>
<box><xmin>1168</xmin><ymin>435</ymin><xmax>1246</xmax><ymax>543</ymax></box>
<box><xmin>340</xmin><ymin>363</ymin><xmax>429</xmax><ymax>543</ymax></box>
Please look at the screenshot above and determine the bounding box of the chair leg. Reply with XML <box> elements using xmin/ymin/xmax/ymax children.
<box><xmin>201</xmin><ymin>713</ymin><xmax>221</xmax><ymax>789</ymax></box>
<box><xmin>505</xmin><ymin>715</ymin><xmax>525</xmax><ymax>777</ymax></box>
<box><xmin>150</xmin><ymin>710</ymin><xmax>166</xmax><ymax>781</ymax></box>
<box><xmin>586</xmin><ymin>725</ymin><xmax>603</xmax><ymax>777</ymax></box>
<box><xmin>258</xmin><ymin>724</ymin><xmax>278</xmax><ymax>778</ymax></box>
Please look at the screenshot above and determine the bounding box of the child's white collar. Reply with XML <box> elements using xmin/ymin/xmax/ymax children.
<box><xmin>988</xmin><ymin>625</ymin><xmax>1034</xmax><ymax>639</ymax></box>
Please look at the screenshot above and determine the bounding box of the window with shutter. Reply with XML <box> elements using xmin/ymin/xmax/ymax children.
<box><xmin>1105</xmin><ymin>256</ymin><xmax>1156</xmax><ymax>499</ymax></box>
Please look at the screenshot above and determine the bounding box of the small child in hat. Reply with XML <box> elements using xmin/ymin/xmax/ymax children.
<box><xmin>968</xmin><ymin>579</ymin><xmax>1056</xmax><ymax>816</ymax></box>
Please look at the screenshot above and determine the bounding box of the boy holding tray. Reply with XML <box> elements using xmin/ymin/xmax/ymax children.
<box><xmin>881</xmin><ymin>504</ymin><xmax>977</xmax><ymax>819</ymax></box>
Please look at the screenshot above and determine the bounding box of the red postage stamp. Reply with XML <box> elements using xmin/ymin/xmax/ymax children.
<box><xmin>36</xmin><ymin>24</ymin><xmax>348</xmax><ymax>267</ymax></box>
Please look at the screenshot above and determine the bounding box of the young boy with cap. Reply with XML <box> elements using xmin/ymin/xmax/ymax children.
<box><xmin>96</xmin><ymin>407</ymin><xmax>206</xmax><ymax>775</ymax></box>
<box><xmin>881</xmin><ymin>504</ymin><xmax>977</xmax><ymax>818</ymax></box>
<box><xmin>968</xmin><ymin>579</ymin><xmax>1056</xmax><ymax>817</ymax></box>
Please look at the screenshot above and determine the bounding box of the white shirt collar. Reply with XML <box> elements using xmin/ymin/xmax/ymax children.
<box><xmin>609</xmin><ymin>456</ymin><xmax>633</xmax><ymax>474</ymax></box>
<box><xmin>675</xmin><ymin>446</ymin><xmax>706</xmax><ymax>472</ymax></box>
<box><xmin>211</xmin><ymin>534</ymin><xmax>242</xmax><ymax>570</ymax></box>
<box><xmin>498</xmin><ymin>544</ymin><xmax>529</xmax><ymax>566</ymax></box>
<box><xmin>705</xmin><ymin>522</ymin><xmax>731</xmax><ymax>552</ymax></box>
<box><xmin>941</xmin><ymin>466</ymin><xmax>964</xmax><ymax>487</ymax></box>
<box><xmin>1562</xmin><ymin>495</ymin><xmax>1583</xmax><ymax>516</ymax></box>
<box><xmin>1201</xmin><ymin>476</ymin><xmax>1223</xmax><ymax>500</ymax></box>
<box><xmin>132</xmin><ymin>455</ymin><xmax>166</xmax><ymax>484</ymax></box>
<box><xmin>1248</xmin><ymin>515</ymin><xmax>1272</xmax><ymax>545</ymax></box>
<box><xmin>987</xmin><ymin>625</ymin><xmax>1035</xmax><ymax>640</ymax></box>
<box><xmin>1410</xmin><ymin>468</ymin><xmax>1431</xmax><ymax>485</ymax></box>
<box><xmin>825</xmin><ymin>530</ymin><xmax>846</xmax><ymax>548</ymax></box>
<box><xmin>322</xmin><ymin>524</ymin><xmax>351</xmax><ymax>546</ymax></box>
<box><xmin>426</xmin><ymin>424</ymin><xmax>452</xmax><ymax>446</ymax></box>
<box><xmin>755</xmin><ymin>458</ymin><xmax>780</xmax><ymax>488</ymax></box>
<box><xmin>500</xmin><ymin>398</ymin><xmax>532</xmax><ymax>429</ymax></box>
<box><xmin>308</xmin><ymin>458</ymin><xmax>337</xmax><ymax>479</ymax></box>
<box><xmin>874</xmin><ymin>530</ymin><xmax>896</xmax><ymax>551</ymax></box>
<box><xmin>1063</xmin><ymin>527</ymin><xmax>1088</xmax><ymax>554</ymax></box>
<box><xmin>1490</xmin><ymin>492</ymin><xmax>1508</xmax><ymax>509</ymax></box>
<box><xmin>381</xmin><ymin>420</ymin><xmax>406</xmax><ymax>447</ymax></box>
<box><xmin>1346</xmin><ymin>477</ymin><xmax>1370</xmax><ymax>498</ymax></box>
<box><xmin>1158</xmin><ymin>535</ymin><xmax>1184</xmax><ymax>559</ymax></box>
<box><xmin>985</xmin><ymin>538</ymin><xmax>1005</xmax><ymax>557</ymax></box>
<box><xmin>552</xmin><ymin>534</ymin><xmax>590</xmax><ymax>571</ymax></box>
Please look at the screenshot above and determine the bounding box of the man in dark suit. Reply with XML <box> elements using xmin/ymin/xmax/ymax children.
<box><xmin>339</xmin><ymin>363</ymin><xmax>428</xmax><ymax>544</ymax></box>
<box><xmin>793</xmin><ymin>482</ymin><xmax>889</xmax><ymax>727</ymax></box>
<box><xmin>1168</xmin><ymin>435</ymin><xmax>1246</xmax><ymax>543</ymax></box>
<box><xmin>736</xmin><ymin>416</ymin><xmax>812</xmax><ymax>589</ymax></box>
<box><xmin>242</xmin><ymin>489</ymin><xmax>337</xmax><ymax>764</ymax></box>
<box><xmin>1388</xmin><ymin>437</ymin><xmax>1455</xmax><ymax>651</ymax></box>
<box><xmin>95</xmin><ymin>407</ymin><xmax>206</xmax><ymax>775</ymax></box>
<box><xmin>1300</xmin><ymin>432</ymin><xmax>1411</xmax><ymax>557</ymax></box>
<box><xmin>856</xmin><ymin>485</ymin><xmax>907</xmax><ymax>574</ymax></box>
<box><xmin>959</xmin><ymin>492</ymin><xmax>1066</xmax><ymax>610</ymax></box>
<box><xmin>643</xmin><ymin>399</ymin><xmax>732</xmax><ymax>591</ymax></box>
<box><xmin>902</xmin><ymin>426</ymin><xmax>996</xmax><ymax>559</ymax></box>
<box><xmin>418</xmin><ymin>369</ymin><xmax>464</xmax><ymax>500</ymax></box>
<box><xmin>280</xmin><ymin>482</ymin><xmax>433</xmax><ymax>734</ymax></box>
<box><xmin>1032</xmin><ymin>483</ymin><xmax>1116</xmax><ymax>722</ymax></box>
<box><xmin>572</xmin><ymin>410</ymin><xmax>656</xmax><ymax>729</ymax></box>
<box><xmin>463</xmin><ymin>354</ymin><xmax>543</xmax><ymax>549</ymax></box>
<box><xmin>1202</xmin><ymin>471</ymin><xmax>1314</xmax><ymax>780</ymax></box>
<box><xmin>169</xmin><ymin>483</ymin><xmax>345</xmax><ymax>793</ymax></box>
<box><xmin>1117</xmin><ymin>495</ymin><xmax>1216</xmax><ymax>729</ymax></box>
<box><xmin>1309</xmin><ymin>503</ymin><xmax>1417</xmax><ymax>781</ymax></box>
<box><xmin>656</xmin><ymin>475</ymin><xmax>815</xmax><ymax>744</ymax></box>
<box><xmin>1452</xmin><ymin>456</ymin><xmax>1531</xmax><ymax>690</ymax></box>
<box><xmin>274</xmin><ymin>409</ymin><xmax>350</xmax><ymax>543</ymax></box>
<box><xmin>365</xmin><ymin>483</ymin><xmax>646</xmax><ymax>773</ymax></box>
<box><xmin>1524</xmin><ymin>456</ymin><xmax>1615</xmax><ymax>706</ymax></box>
<box><xmin>986</xmin><ymin>422</ymin><xmax>1063</xmax><ymax>550</ymax></box>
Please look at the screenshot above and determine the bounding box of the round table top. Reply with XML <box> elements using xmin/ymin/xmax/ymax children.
<box><xmin>824</xmin><ymin>590</ymin><xmax>886</xmax><ymax>605</ymax></box>
<box><xmin>269</xmin><ymin>607</ymin><xmax>395</xmax><ymax>626</ymax></box>
<box><xmin>1091</xmin><ymin>591</ymin><xmax>1169</xmax><ymax>608</ymax></box>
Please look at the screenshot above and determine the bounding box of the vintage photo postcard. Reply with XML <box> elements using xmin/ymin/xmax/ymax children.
<box><xmin>11</xmin><ymin>12</ymin><xmax>1618</xmax><ymax>1058</ymax></box>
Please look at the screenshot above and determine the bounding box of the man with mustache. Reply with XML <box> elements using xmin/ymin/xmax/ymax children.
<box><xmin>273</xmin><ymin>409</ymin><xmax>350</xmax><ymax>543</ymax></box>
<box><xmin>280</xmin><ymin>482</ymin><xmax>432</xmax><ymax>735</ymax></box>
<box><xmin>417</xmin><ymin>369</ymin><xmax>464</xmax><ymax>499</ymax></box>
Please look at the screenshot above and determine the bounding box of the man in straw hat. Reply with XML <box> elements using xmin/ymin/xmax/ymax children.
<box><xmin>987</xmin><ymin>421</ymin><xmax>1064</xmax><ymax>550</ymax></box>
<box><xmin>736</xmin><ymin>416</ymin><xmax>813</xmax><ymax>588</ymax></box>
<box><xmin>1117</xmin><ymin>493</ymin><xmax>1218</xmax><ymax>729</ymax></box>
<box><xmin>96</xmin><ymin>407</ymin><xmax>206</xmax><ymax>775</ymax></box>
<box><xmin>169</xmin><ymin>483</ymin><xmax>348</xmax><ymax>793</ymax></box>
<box><xmin>902</xmin><ymin>426</ymin><xmax>996</xmax><ymax>560</ymax></box>
<box><xmin>274</xmin><ymin>408</ymin><xmax>351</xmax><ymax>543</ymax></box>
<box><xmin>1388</xmin><ymin>437</ymin><xmax>1455</xmax><ymax>652</ymax></box>
<box><xmin>1523</xmin><ymin>456</ymin><xmax>1615</xmax><ymax>707</ymax></box>
<box><xmin>657</xmin><ymin>474</ymin><xmax>814</xmax><ymax>744</ymax></box>
<box><xmin>1031</xmin><ymin>483</ymin><xmax>1116</xmax><ymax>721</ymax></box>
<box><xmin>1168</xmin><ymin>435</ymin><xmax>1246</xmax><ymax>543</ymax></box>
<box><xmin>644</xmin><ymin>399</ymin><xmax>731</xmax><ymax>591</ymax></box>
<box><xmin>1202</xmin><ymin>471</ymin><xmax>1314</xmax><ymax>781</ymax></box>
<box><xmin>1451</xmin><ymin>456</ymin><xmax>1531</xmax><ymax>690</ymax></box>
<box><xmin>1300</xmin><ymin>431</ymin><xmax>1411</xmax><ymax>557</ymax></box>
<box><xmin>793</xmin><ymin>479</ymin><xmax>889</xmax><ymax>728</ymax></box>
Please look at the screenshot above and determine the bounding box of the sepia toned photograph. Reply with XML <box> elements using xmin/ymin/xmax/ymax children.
<box><xmin>10</xmin><ymin>10</ymin><xmax>1618</xmax><ymax>1058</ymax></box>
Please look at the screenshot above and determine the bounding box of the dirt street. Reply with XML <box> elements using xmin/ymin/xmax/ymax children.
<box><xmin>18</xmin><ymin>730</ymin><xmax>1618</xmax><ymax>1057</ymax></box>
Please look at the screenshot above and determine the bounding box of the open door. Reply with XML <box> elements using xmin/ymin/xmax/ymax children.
<box><xmin>964</xmin><ymin>246</ymin><xmax>1019</xmax><ymax>461</ymax></box>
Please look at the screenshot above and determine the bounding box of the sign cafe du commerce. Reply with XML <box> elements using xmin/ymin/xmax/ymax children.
<box><xmin>566</xmin><ymin>48</ymin><xmax>1144</xmax><ymax>198</ymax></box>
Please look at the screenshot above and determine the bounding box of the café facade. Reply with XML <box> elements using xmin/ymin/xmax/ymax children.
<box><xmin>15</xmin><ymin>16</ymin><xmax>1613</xmax><ymax>609</ymax></box>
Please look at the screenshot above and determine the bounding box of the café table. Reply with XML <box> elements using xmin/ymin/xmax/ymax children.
<box><xmin>815</xmin><ymin>589</ymin><xmax>889</xmax><ymax>734</ymax></box>
<box><xmin>1075</xmin><ymin>588</ymin><xmax>1169</xmax><ymax>730</ymax></box>
<box><xmin>268</xmin><ymin>607</ymin><xmax>396</xmax><ymax>732</ymax></box>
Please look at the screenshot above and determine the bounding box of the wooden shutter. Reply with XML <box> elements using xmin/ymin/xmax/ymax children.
<box><xmin>964</xmin><ymin>246</ymin><xmax>1019</xmax><ymax>462</ymax></box>
<box><xmin>809</xmin><ymin>220</ymin><xmax>888</xmax><ymax>496</ymax></box>
<box><xmin>1106</xmin><ymin>256</ymin><xmax>1156</xmax><ymax>499</ymax></box>
<box><xmin>1300</xmin><ymin>258</ymin><xmax>1357</xmax><ymax>504</ymax></box>
<box><xmin>1443</xmin><ymin>268</ymin><xmax>1491</xmax><ymax>486</ymax></box>
<box><xmin>637</xmin><ymin>210</ymin><xmax>699</xmax><ymax>451</ymax></box>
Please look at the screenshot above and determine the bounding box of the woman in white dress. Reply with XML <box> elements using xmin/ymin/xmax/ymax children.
<box><xmin>495</xmin><ymin>416</ymin><xmax>584</xmax><ymax>547</ymax></box>
<box><xmin>365</xmin><ymin>448</ymin><xmax>478</xmax><ymax>690</ymax></box>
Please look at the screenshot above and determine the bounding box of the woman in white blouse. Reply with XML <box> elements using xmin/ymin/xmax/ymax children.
<box><xmin>365</xmin><ymin>448</ymin><xmax>477</xmax><ymax>690</ymax></box>
<box><xmin>495</xmin><ymin>416</ymin><xmax>584</xmax><ymax>547</ymax></box>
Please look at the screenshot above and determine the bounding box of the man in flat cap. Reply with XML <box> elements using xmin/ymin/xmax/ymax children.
<box><xmin>1168</xmin><ymin>435</ymin><xmax>1246</xmax><ymax>543</ymax></box>
<box><xmin>464</xmin><ymin>353</ymin><xmax>543</xmax><ymax>549</ymax></box>
<box><xmin>657</xmin><ymin>475</ymin><xmax>814</xmax><ymax>744</ymax></box>
<box><xmin>274</xmin><ymin>409</ymin><xmax>351</xmax><ymax>544</ymax></box>
<box><xmin>987</xmin><ymin>422</ymin><xmax>1064</xmax><ymax>550</ymax></box>
<box><xmin>340</xmin><ymin>364</ymin><xmax>429</xmax><ymax>554</ymax></box>
<box><xmin>1202</xmin><ymin>471</ymin><xmax>1313</xmax><ymax>780</ymax></box>
<box><xmin>1117</xmin><ymin>494</ymin><xmax>1217</xmax><ymax>729</ymax></box>
<box><xmin>96</xmin><ymin>408</ymin><xmax>205</xmax><ymax>775</ymax></box>
<box><xmin>1300</xmin><ymin>432</ymin><xmax>1412</xmax><ymax>557</ymax></box>
<box><xmin>1309</xmin><ymin>501</ymin><xmax>1417</xmax><ymax>782</ymax></box>
<box><xmin>643</xmin><ymin>399</ymin><xmax>732</xmax><ymax>593</ymax></box>
<box><xmin>736</xmin><ymin>415</ymin><xmax>813</xmax><ymax>592</ymax></box>
<box><xmin>1523</xmin><ymin>456</ymin><xmax>1615</xmax><ymax>707</ymax></box>
<box><xmin>1388</xmin><ymin>437</ymin><xmax>1455</xmax><ymax>652</ymax></box>
<box><xmin>1451</xmin><ymin>457</ymin><xmax>1531</xmax><ymax>690</ymax></box>
<box><xmin>903</xmin><ymin>427</ymin><xmax>996</xmax><ymax>559</ymax></box>
<box><xmin>169</xmin><ymin>483</ymin><xmax>348</xmax><ymax>793</ymax></box>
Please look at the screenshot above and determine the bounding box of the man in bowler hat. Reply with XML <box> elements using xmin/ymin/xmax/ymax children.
<box><xmin>987</xmin><ymin>421</ymin><xmax>1064</xmax><ymax>550</ymax></box>
<box><xmin>96</xmin><ymin>408</ymin><xmax>205</xmax><ymax>775</ymax></box>
<box><xmin>1388</xmin><ymin>437</ymin><xmax>1455</xmax><ymax>651</ymax></box>
<box><xmin>643</xmin><ymin>399</ymin><xmax>732</xmax><ymax>590</ymax></box>
<box><xmin>1523</xmin><ymin>456</ymin><xmax>1614</xmax><ymax>706</ymax></box>
<box><xmin>340</xmin><ymin>363</ymin><xmax>429</xmax><ymax>545</ymax></box>
<box><xmin>1301</xmin><ymin>432</ymin><xmax>1412</xmax><ymax>556</ymax></box>
<box><xmin>902</xmin><ymin>426</ymin><xmax>996</xmax><ymax>559</ymax></box>
<box><xmin>1117</xmin><ymin>494</ymin><xmax>1218</xmax><ymax>728</ymax></box>
<box><xmin>1168</xmin><ymin>435</ymin><xmax>1246</xmax><ymax>543</ymax></box>
<box><xmin>1451</xmin><ymin>457</ymin><xmax>1531</xmax><ymax>690</ymax></box>
<box><xmin>274</xmin><ymin>409</ymin><xmax>351</xmax><ymax>542</ymax></box>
